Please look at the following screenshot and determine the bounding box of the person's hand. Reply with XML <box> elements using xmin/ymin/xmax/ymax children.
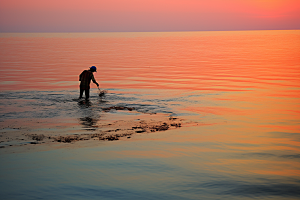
<box><xmin>96</xmin><ymin>83</ymin><xmax>99</xmax><ymax>87</ymax></box>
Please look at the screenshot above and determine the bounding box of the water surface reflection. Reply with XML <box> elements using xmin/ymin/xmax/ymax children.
<box><xmin>0</xmin><ymin>30</ymin><xmax>299</xmax><ymax>199</ymax></box>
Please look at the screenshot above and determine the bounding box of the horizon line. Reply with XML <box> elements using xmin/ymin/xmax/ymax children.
<box><xmin>1</xmin><ymin>28</ymin><xmax>300</xmax><ymax>34</ymax></box>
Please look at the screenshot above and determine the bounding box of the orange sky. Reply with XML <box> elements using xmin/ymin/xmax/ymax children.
<box><xmin>0</xmin><ymin>0</ymin><xmax>299</xmax><ymax>32</ymax></box>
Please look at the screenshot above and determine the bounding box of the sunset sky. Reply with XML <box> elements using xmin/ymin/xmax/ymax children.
<box><xmin>0</xmin><ymin>0</ymin><xmax>299</xmax><ymax>32</ymax></box>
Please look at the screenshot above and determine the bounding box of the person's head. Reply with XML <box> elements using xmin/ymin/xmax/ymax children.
<box><xmin>90</xmin><ymin>66</ymin><xmax>97</xmax><ymax>72</ymax></box>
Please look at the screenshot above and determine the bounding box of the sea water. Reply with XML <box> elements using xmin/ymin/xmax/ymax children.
<box><xmin>0</xmin><ymin>30</ymin><xmax>299</xmax><ymax>199</ymax></box>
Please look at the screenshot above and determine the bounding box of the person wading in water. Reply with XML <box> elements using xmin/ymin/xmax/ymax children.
<box><xmin>79</xmin><ymin>66</ymin><xmax>99</xmax><ymax>100</ymax></box>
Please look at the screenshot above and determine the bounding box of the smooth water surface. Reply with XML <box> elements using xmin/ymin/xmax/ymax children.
<box><xmin>0</xmin><ymin>30</ymin><xmax>300</xmax><ymax>199</ymax></box>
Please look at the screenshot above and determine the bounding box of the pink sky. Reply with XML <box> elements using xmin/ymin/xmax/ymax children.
<box><xmin>0</xmin><ymin>0</ymin><xmax>299</xmax><ymax>32</ymax></box>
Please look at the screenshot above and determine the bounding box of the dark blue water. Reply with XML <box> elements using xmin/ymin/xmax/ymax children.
<box><xmin>1</xmin><ymin>137</ymin><xmax>300</xmax><ymax>200</ymax></box>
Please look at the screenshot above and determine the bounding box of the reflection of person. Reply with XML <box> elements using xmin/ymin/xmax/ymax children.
<box><xmin>79</xmin><ymin>66</ymin><xmax>99</xmax><ymax>100</ymax></box>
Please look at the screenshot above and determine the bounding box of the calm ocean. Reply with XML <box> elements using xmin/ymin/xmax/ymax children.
<box><xmin>0</xmin><ymin>30</ymin><xmax>300</xmax><ymax>199</ymax></box>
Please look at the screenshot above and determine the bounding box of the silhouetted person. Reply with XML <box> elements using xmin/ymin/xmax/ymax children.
<box><xmin>79</xmin><ymin>66</ymin><xmax>99</xmax><ymax>100</ymax></box>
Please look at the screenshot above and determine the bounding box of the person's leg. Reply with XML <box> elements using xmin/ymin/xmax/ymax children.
<box><xmin>79</xmin><ymin>88</ymin><xmax>84</xmax><ymax>98</ymax></box>
<box><xmin>85</xmin><ymin>89</ymin><xmax>90</xmax><ymax>100</ymax></box>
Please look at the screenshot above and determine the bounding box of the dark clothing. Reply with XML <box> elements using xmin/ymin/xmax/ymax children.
<box><xmin>80</xmin><ymin>88</ymin><xmax>90</xmax><ymax>99</ymax></box>
<box><xmin>79</xmin><ymin>70</ymin><xmax>97</xmax><ymax>89</ymax></box>
<box><xmin>79</xmin><ymin>70</ymin><xmax>98</xmax><ymax>99</ymax></box>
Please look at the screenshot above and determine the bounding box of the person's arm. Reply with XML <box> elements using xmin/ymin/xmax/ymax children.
<box><xmin>91</xmin><ymin>74</ymin><xmax>99</xmax><ymax>87</ymax></box>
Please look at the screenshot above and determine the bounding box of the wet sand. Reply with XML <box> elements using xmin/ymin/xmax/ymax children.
<box><xmin>0</xmin><ymin>104</ymin><xmax>195</xmax><ymax>154</ymax></box>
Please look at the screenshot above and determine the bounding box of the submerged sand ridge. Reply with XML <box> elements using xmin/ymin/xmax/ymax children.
<box><xmin>45</xmin><ymin>116</ymin><xmax>181</xmax><ymax>142</ymax></box>
<box><xmin>0</xmin><ymin>104</ymin><xmax>190</xmax><ymax>151</ymax></box>
<box><xmin>0</xmin><ymin>89</ymin><xmax>201</xmax><ymax>153</ymax></box>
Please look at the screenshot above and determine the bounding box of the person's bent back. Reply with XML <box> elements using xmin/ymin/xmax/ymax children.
<box><xmin>79</xmin><ymin>66</ymin><xmax>99</xmax><ymax>100</ymax></box>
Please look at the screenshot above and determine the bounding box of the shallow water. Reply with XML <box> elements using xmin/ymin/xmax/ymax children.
<box><xmin>0</xmin><ymin>30</ymin><xmax>300</xmax><ymax>199</ymax></box>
